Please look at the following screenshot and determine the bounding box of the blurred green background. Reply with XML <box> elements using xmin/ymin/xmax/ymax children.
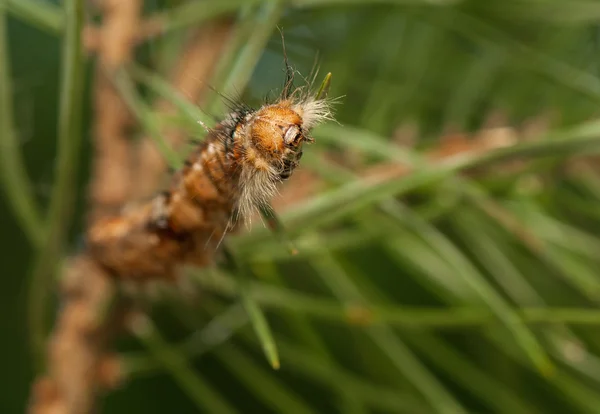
<box><xmin>5</xmin><ymin>0</ymin><xmax>600</xmax><ymax>413</ymax></box>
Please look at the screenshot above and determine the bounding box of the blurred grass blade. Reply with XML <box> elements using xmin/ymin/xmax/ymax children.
<box><xmin>451</xmin><ymin>207</ymin><xmax>544</xmax><ymax>306</ymax></box>
<box><xmin>113</xmin><ymin>69</ymin><xmax>183</xmax><ymax>169</ymax></box>
<box><xmin>223</xmin><ymin>248</ymin><xmax>280</xmax><ymax>369</ymax></box>
<box><xmin>293</xmin><ymin>0</ymin><xmax>462</xmax><ymax>6</ymax></box>
<box><xmin>281</xmin><ymin>123</ymin><xmax>600</xmax><ymax>234</ymax></box>
<box><xmin>209</xmin><ymin>296</ymin><xmax>428</xmax><ymax>413</ymax></box>
<box><xmin>342</xmin><ymin>253</ymin><xmax>539</xmax><ymax>414</ymax></box>
<box><xmin>192</xmin><ymin>268</ymin><xmax>600</xmax><ymax>328</ymax></box>
<box><xmin>383</xmin><ymin>204</ymin><xmax>554</xmax><ymax>376</ymax></box>
<box><xmin>130</xmin><ymin>314</ymin><xmax>239</xmax><ymax>414</ymax></box>
<box><xmin>27</xmin><ymin>0</ymin><xmax>85</xmax><ymax>369</ymax></box>
<box><xmin>407</xmin><ymin>332</ymin><xmax>539</xmax><ymax>414</ymax></box>
<box><xmin>216</xmin><ymin>344</ymin><xmax>313</xmax><ymax>414</ymax></box>
<box><xmin>0</xmin><ymin>0</ymin><xmax>44</xmax><ymax>246</ymax></box>
<box><xmin>508</xmin><ymin>201</ymin><xmax>600</xmax><ymax>300</ymax></box>
<box><xmin>442</xmin><ymin>48</ymin><xmax>504</xmax><ymax>128</ymax></box>
<box><xmin>160</xmin><ymin>0</ymin><xmax>262</xmax><ymax>33</ymax></box>
<box><xmin>315</xmin><ymin>123</ymin><xmax>416</xmax><ymax>164</ymax></box>
<box><xmin>275</xmin><ymin>338</ymin><xmax>427</xmax><ymax>413</ymax></box>
<box><xmin>310</xmin><ymin>249</ymin><xmax>468</xmax><ymax>414</ymax></box>
<box><xmin>239</xmin><ymin>286</ymin><xmax>280</xmax><ymax>369</ymax></box>
<box><xmin>128</xmin><ymin>63</ymin><xmax>213</xmax><ymax>128</ymax></box>
<box><xmin>445</xmin><ymin>9</ymin><xmax>600</xmax><ymax>103</ymax></box>
<box><xmin>175</xmin><ymin>295</ymin><xmax>314</xmax><ymax>413</ymax></box>
<box><xmin>250</xmin><ymin>260</ymin><xmax>368</xmax><ymax>413</ymax></box>
<box><xmin>7</xmin><ymin>0</ymin><xmax>63</xmax><ymax>34</ymax></box>
<box><xmin>196</xmin><ymin>267</ymin><xmax>600</xmax><ymax>328</ymax></box>
<box><xmin>207</xmin><ymin>0</ymin><xmax>285</xmax><ymax>114</ymax></box>
<box><xmin>123</xmin><ymin>304</ymin><xmax>248</xmax><ymax>378</ymax></box>
<box><xmin>485</xmin><ymin>328</ymin><xmax>600</xmax><ymax>411</ymax></box>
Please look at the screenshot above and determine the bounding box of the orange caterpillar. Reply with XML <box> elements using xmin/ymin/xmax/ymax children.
<box><xmin>87</xmin><ymin>70</ymin><xmax>333</xmax><ymax>281</ymax></box>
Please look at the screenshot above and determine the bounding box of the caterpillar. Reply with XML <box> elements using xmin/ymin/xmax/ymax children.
<box><xmin>86</xmin><ymin>64</ymin><xmax>334</xmax><ymax>281</ymax></box>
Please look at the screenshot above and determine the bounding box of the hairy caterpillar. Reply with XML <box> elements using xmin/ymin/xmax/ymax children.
<box><xmin>86</xmin><ymin>62</ymin><xmax>334</xmax><ymax>281</ymax></box>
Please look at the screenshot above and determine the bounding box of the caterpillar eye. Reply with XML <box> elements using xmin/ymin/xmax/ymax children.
<box><xmin>283</xmin><ymin>125</ymin><xmax>302</xmax><ymax>145</ymax></box>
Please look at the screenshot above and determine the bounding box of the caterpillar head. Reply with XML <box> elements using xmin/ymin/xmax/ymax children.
<box><xmin>229</xmin><ymin>55</ymin><xmax>335</xmax><ymax>224</ymax></box>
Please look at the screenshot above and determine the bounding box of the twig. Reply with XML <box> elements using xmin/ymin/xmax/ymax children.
<box><xmin>88</xmin><ymin>0</ymin><xmax>142</xmax><ymax>222</ymax></box>
<box><xmin>83</xmin><ymin>18</ymin><xmax>164</xmax><ymax>52</ymax></box>
<box><xmin>28</xmin><ymin>255</ymin><xmax>120</xmax><ymax>414</ymax></box>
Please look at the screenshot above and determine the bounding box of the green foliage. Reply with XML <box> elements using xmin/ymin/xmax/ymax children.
<box><xmin>5</xmin><ymin>0</ymin><xmax>600</xmax><ymax>412</ymax></box>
